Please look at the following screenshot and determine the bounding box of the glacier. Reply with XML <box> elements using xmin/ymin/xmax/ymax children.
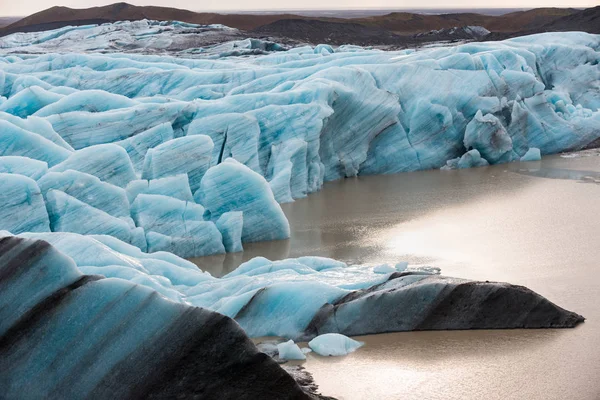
<box><xmin>0</xmin><ymin>235</ymin><xmax>312</xmax><ymax>400</ymax></box>
<box><xmin>308</xmin><ymin>333</ymin><xmax>364</xmax><ymax>357</ymax></box>
<box><xmin>0</xmin><ymin>23</ymin><xmax>598</xmax><ymax>259</ymax></box>
<box><xmin>0</xmin><ymin>231</ymin><xmax>583</xmax><ymax>340</ymax></box>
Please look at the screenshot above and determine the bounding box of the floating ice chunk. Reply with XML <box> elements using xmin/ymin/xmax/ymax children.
<box><xmin>50</xmin><ymin>144</ymin><xmax>137</xmax><ymax>187</ymax></box>
<box><xmin>0</xmin><ymin>173</ymin><xmax>50</xmax><ymax>233</ymax></box>
<box><xmin>277</xmin><ymin>340</ymin><xmax>306</xmax><ymax>361</ymax></box>
<box><xmin>314</xmin><ymin>44</ymin><xmax>334</xmax><ymax>55</ymax></box>
<box><xmin>267</xmin><ymin>139</ymin><xmax>309</xmax><ymax>203</ymax></box>
<box><xmin>0</xmin><ymin>156</ymin><xmax>48</xmax><ymax>180</ymax></box>
<box><xmin>308</xmin><ymin>333</ymin><xmax>364</xmax><ymax>356</ymax></box>
<box><xmin>395</xmin><ymin>261</ymin><xmax>409</xmax><ymax>272</ymax></box>
<box><xmin>295</xmin><ymin>256</ymin><xmax>347</xmax><ymax>271</ymax></box>
<box><xmin>199</xmin><ymin>159</ymin><xmax>290</xmax><ymax>243</ymax></box>
<box><xmin>373</xmin><ymin>264</ymin><xmax>396</xmax><ymax>274</ymax></box>
<box><xmin>216</xmin><ymin>211</ymin><xmax>243</xmax><ymax>253</ymax></box>
<box><xmin>520</xmin><ymin>147</ymin><xmax>542</xmax><ymax>162</ymax></box>
<box><xmin>441</xmin><ymin>157</ymin><xmax>459</xmax><ymax>170</ymax></box>
<box><xmin>126</xmin><ymin>174</ymin><xmax>194</xmax><ymax>203</ymax></box>
<box><xmin>458</xmin><ymin>149</ymin><xmax>490</xmax><ymax>169</ymax></box>
<box><xmin>2</xmin><ymin>231</ymin><xmax>585</xmax><ymax>340</ymax></box>
<box><xmin>115</xmin><ymin>122</ymin><xmax>174</xmax><ymax>172</ymax></box>
<box><xmin>38</xmin><ymin>170</ymin><xmax>131</xmax><ymax>218</ymax></box>
<box><xmin>0</xmin><ymin>119</ymin><xmax>71</xmax><ymax>167</ymax></box>
<box><xmin>142</xmin><ymin>135</ymin><xmax>213</xmax><ymax>193</ymax></box>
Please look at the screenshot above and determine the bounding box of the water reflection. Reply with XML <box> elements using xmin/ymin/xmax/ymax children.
<box><xmin>189</xmin><ymin>238</ymin><xmax>291</xmax><ymax>276</ymax></box>
<box><xmin>189</xmin><ymin>154</ymin><xmax>600</xmax><ymax>399</ymax></box>
<box><xmin>191</xmin><ymin>155</ymin><xmax>600</xmax><ymax>278</ymax></box>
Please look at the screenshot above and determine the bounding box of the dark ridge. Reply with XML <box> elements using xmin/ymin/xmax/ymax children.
<box><xmin>0</xmin><ymin>236</ymin><xmax>320</xmax><ymax>399</ymax></box>
<box><xmin>415</xmin><ymin>281</ymin><xmax>585</xmax><ymax>330</ymax></box>
<box><xmin>233</xmin><ymin>287</ymin><xmax>266</xmax><ymax>319</ymax></box>
<box><xmin>0</xmin><ymin>274</ymin><xmax>102</xmax><ymax>351</ymax></box>
<box><xmin>483</xmin><ymin>6</ymin><xmax>599</xmax><ymax>40</ymax></box>
<box><xmin>302</xmin><ymin>275</ymin><xmax>584</xmax><ymax>340</ymax></box>
<box><xmin>540</xmin><ymin>5</ymin><xmax>600</xmax><ymax>34</ymax></box>
<box><xmin>132</xmin><ymin>310</ymin><xmax>312</xmax><ymax>399</ymax></box>
<box><xmin>218</xmin><ymin>127</ymin><xmax>228</xmax><ymax>164</ymax></box>
<box><xmin>253</xmin><ymin>18</ymin><xmax>404</xmax><ymax>46</ymax></box>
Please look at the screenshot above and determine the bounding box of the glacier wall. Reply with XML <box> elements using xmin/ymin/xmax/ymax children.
<box><xmin>0</xmin><ymin>27</ymin><xmax>598</xmax><ymax>257</ymax></box>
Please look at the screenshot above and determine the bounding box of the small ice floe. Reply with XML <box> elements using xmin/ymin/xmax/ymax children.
<box><xmin>395</xmin><ymin>261</ymin><xmax>408</xmax><ymax>271</ymax></box>
<box><xmin>277</xmin><ymin>340</ymin><xmax>306</xmax><ymax>360</ymax></box>
<box><xmin>373</xmin><ymin>264</ymin><xmax>396</xmax><ymax>274</ymax></box>
<box><xmin>520</xmin><ymin>147</ymin><xmax>542</xmax><ymax>162</ymax></box>
<box><xmin>308</xmin><ymin>333</ymin><xmax>364</xmax><ymax>356</ymax></box>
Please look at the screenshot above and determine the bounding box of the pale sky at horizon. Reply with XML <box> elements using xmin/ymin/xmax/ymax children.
<box><xmin>0</xmin><ymin>0</ymin><xmax>597</xmax><ymax>17</ymax></box>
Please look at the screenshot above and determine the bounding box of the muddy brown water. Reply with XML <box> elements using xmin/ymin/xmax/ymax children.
<box><xmin>193</xmin><ymin>153</ymin><xmax>600</xmax><ymax>399</ymax></box>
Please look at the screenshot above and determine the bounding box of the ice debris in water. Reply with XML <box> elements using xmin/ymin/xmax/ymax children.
<box><xmin>308</xmin><ymin>334</ymin><xmax>365</xmax><ymax>357</ymax></box>
<box><xmin>520</xmin><ymin>147</ymin><xmax>542</xmax><ymax>162</ymax></box>
<box><xmin>373</xmin><ymin>264</ymin><xmax>396</xmax><ymax>274</ymax></box>
<box><xmin>0</xmin><ymin>28</ymin><xmax>598</xmax><ymax>257</ymax></box>
<box><xmin>277</xmin><ymin>340</ymin><xmax>306</xmax><ymax>361</ymax></box>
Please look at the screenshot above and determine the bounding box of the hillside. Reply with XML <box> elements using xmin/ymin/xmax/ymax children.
<box><xmin>0</xmin><ymin>3</ymin><xmax>595</xmax><ymax>41</ymax></box>
<box><xmin>0</xmin><ymin>3</ymin><xmax>325</xmax><ymax>36</ymax></box>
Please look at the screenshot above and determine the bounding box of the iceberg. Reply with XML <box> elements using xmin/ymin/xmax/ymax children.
<box><xmin>216</xmin><ymin>211</ymin><xmax>244</xmax><ymax>253</ymax></box>
<box><xmin>521</xmin><ymin>147</ymin><xmax>542</xmax><ymax>162</ymax></box>
<box><xmin>308</xmin><ymin>334</ymin><xmax>364</xmax><ymax>356</ymax></box>
<box><xmin>277</xmin><ymin>340</ymin><xmax>307</xmax><ymax>361</ymax></box>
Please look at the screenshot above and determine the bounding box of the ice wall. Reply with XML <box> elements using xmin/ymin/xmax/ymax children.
<box><xmin>0</xmin><ymin>28</ymin><xmax>598</xmax><ymax>257</ymax></box>
<box><xmin>1</xmin><ymin>232</ymin><xmax>584</xmax><ymax>340</ymax></box>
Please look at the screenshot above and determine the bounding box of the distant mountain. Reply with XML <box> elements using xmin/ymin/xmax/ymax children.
<box><xmin>253</xmin><ymin>19</ymin><xmax>403</xmax><ymax>46</ymax></box>
<box><xmin>0</xmin><ymin>3</ymin><xmax>319</xmax><ymax>36</ymax></box>
<box><xmin>351</xmin><ymin>8</ymin><xmax>577</xmax><ymax>34</ymax></box>
<box><xmin>540</xmin><ymin>6</ymin><xmax>599</xmax><ymax>34</ymax></box>
<box><xmin>485</xmin><ymin>6</ymin><xmax>599</xmax><ymax>40</ymax></box>
<box><xmin>0</xmin><ymin>17</ymin><xmax>19</xmax><ymax>29</ymax></box>
<box><xmin>0</xmin><ymin>3</ymin><xmax>596</xmax><ymax>43</ymax></box>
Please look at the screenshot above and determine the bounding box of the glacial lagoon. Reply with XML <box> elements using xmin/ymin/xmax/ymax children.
<box><xmin>197</xmin><ymin>153</ymin><xmax>600</xmax><ymax>399</ymax></box>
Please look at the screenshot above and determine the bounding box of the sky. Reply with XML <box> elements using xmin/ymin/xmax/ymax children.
<box><xmin>0</xmin><ymin>0</ymin><xmax>597</xmax><ymax>17</ymax></box>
